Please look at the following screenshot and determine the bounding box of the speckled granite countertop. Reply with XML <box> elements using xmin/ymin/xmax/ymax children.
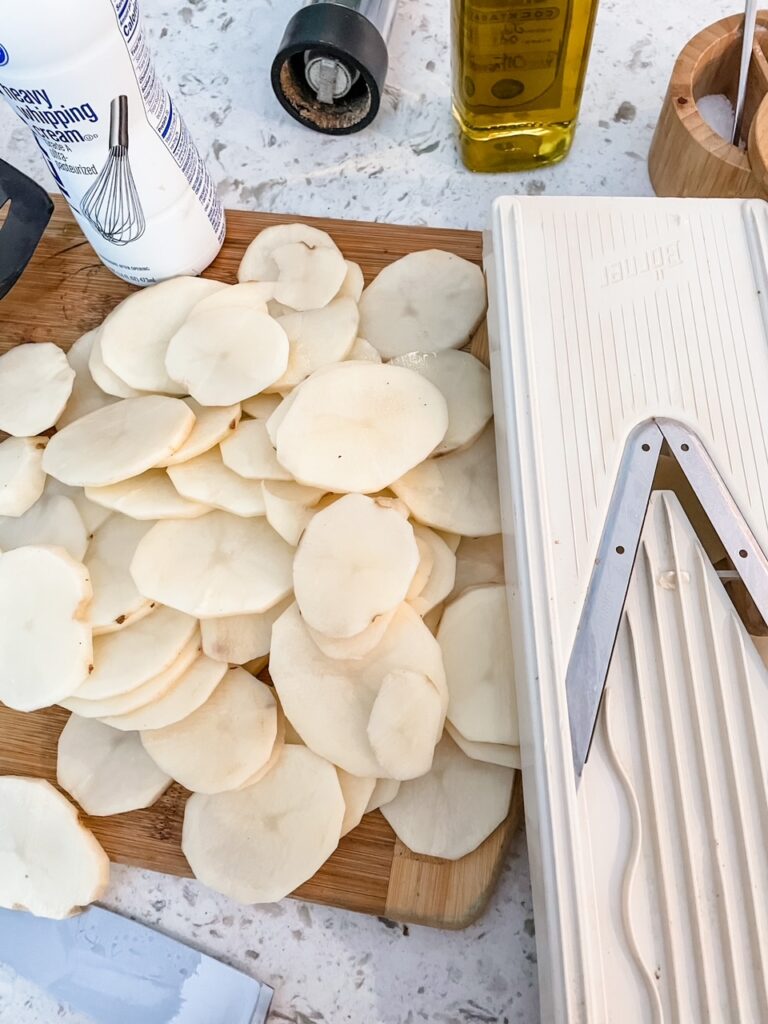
<box><xmin>0</xmin><ymin>1</ymin><xmax>733</xmax><ymax>1022</ymax></box>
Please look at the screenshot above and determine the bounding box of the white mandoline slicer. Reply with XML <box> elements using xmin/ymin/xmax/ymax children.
<box><xmin>485</xmin><ymin>197</ymin><xmax>768</xmax><ymax>1024</ymax></box>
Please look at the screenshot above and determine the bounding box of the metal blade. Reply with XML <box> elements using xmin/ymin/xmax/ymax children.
<box><xmin>565</xmin><ymin>421</ymin><xmax>664</xmax><ymax>778</ymax></box>
<box><xmin>0</xmin><ymin>906</ymin><xmax>273</xmax><ymax>1024</ymax></box>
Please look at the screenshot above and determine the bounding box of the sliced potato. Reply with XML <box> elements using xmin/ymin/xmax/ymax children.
<box><xmin>158</xmin><ymin>400</ymin><xmax>241</xmax><ymax>467</ymax></box>
<box><xmin>381</xmin><ymin>734</ymin><xmax>514</xmax><ymax>859</ymax></box>
<box><xmin>190</xmin><ymin>281</ymin><xmax>274</xmax><ymax>315</ymax></box>
<box><xmin>294</xmin><ymin>494</ymin><xmax>419</xmax><ymax>638</ymax></box>
<box><xmin>99</xmin><ymin>276</ymin><xmax>225</xmax><ymax>393</ymax></box>
<box><xmin>234</xmin><ymin>711</ymin><xmax>286</xmax><ymax>789</ymax></box>
<box><xmin>437</xmin><ymin>530</ymin><xmax>461</xmax><ymax>553</ymax></box>
<box><xmin>44</xmin><ymin>476</ymin><xmax>112</xmax><ymax>536</ymax></box>
<box><xmin>0</xmin><ymin>342</ymin><xmax>75</xmax><ymax>436</ymax></box>
<box><xmin>406</xmin><ymin>534</ymin><xmax>434</xmax><ymax>601</ymax></box>
<box><xmin>347</xmin><ymin>337</ymin><xmax>381</xmax><ymax>363</ymax></box>
<box><xmin>392</xmin><ymin>423</ymin><xmax>501</xmax><ymax>536</ymax></box>
<box><xmin>0</xmin><ymin>776</ymin><xmax>109</xmax><ymax>918</ymax></box>
<box><xmin>438</xmin><ymin>585</ymin><xmax>518</xmax><ymax>746</ymax></box>
<box><xmin>164</xmin><ymin>307</ymin><xmax>289</xmax><ymax>406</ymax></box>
<box><xmin>422</xmin><ymin>602</ymin><xmax>445</xmax><ymax>636</ymax></box>
<box><xmin>450</xmin><ymin>533</ymin><xmax>505</xmax><ymax>600</ymax></box>
<box><xmin>359</xmin><ymin>250</ymin><xmax>486</xmax><ymax>359</ymax></box>
<box><xmin>86</xmin><ymin>470</ymin><xmax>211</xmax><ymax>520</ymax></box>
<box><xmin>337</xmin><ymin>260</ymin><xmax>364</xmax><ymax>302</ymax></box>
<box><xmin>0</xmin><ymin>546</ymin><xmax>92</xmax><ymax>711</ymax></box>
<box><xmin>57</xmin><ymin>330</ymin><xmax>117</xmax><ymax>428</ymax></box>
<box><xmin>445</xmin><ymin>721</ymin><xmax>521</xmax><ymax>769</ymax></box>
<box><xmin>85</xmin><ymin>514</ymin><xmax>154</xmax><ymax>633</ymax></box>
<box><xmin>408</xmin><ymin>526</ymin><xmax>457</xmax><ymax>616</ymax></box>
<box><xmin>57</xmin><ymin>715</ymin><xmax>171</xmax><ymax>816</ymax></box>
<box><xmin>269</xmin><ymin>297</ymin><xmax>358</xmax><ymax>390</ymax></box>
<box><xmin>367</xmin><ymin>669</ymin><xmax>444</xmax><ymax>780</ymax></box>
<box><xmin>262</xmin><ymin>479</ymin><xmax>325</xmax><ymax>546</ymax></box>
<box><xmin>200</xmin><ymin>596</ymin><xmax>292</xmax><ymax>664</ymax></box>
<box><xmin>0</xmin><ymin>436</ymin><xmax>47</xmax><ymax>516</ymax></box>
<box><xmin>182</xmin><ymin>745</ymin><xmax>344</xmax><ymax>902</ymax></box>
<box><xmin>88</xmin><ymin>331</ymin><xmax>142</xmax><ymax>398</ymax></box>
<box><xmin>131</xmin><ymin>511</ymin><xmax>293</xmax><ymax>616</ymax></box>
<box><xmin>275</xmin><ymin>363</ymin><xmax>448</xmax><ymax>493</ymax></box>
<box><xmin>238</xmin><ymin>223</ymin><xmax>340</xmax><ymax>283</ymax></box>
<box><xmin>272</xmin><ymin>242</ymin><xmax>347</xmax><ymax>311</ymax></box>
<box><xmin>220</xmin><ymin>419</ymin><xmax>292</xmax><ymax>482</ymax></box>
<box><xmin>391</xmin><ymin>350</ymin><xmax>492</xmax><ymax>454</ymax></box>
<box><xmin>271</xmin><ymin>602</ymin><xmax>446</xmax><ymax>777</ymax></box>
<box><xmin>242</xmin><ymin>393</ymin><xmax>282</xmax><ymax>420</ymax></box>
<box><xmin>141</xmin><ymin>668</ymin><xmax>278</xmax><ymax>793</ymax></box>
<box><xmin>43</xmin><ymin>397</ymin><xmax>195</xmax><ymax>488</ymax></box>
<box><xmin>0</xmin><ymin>494</ymin><xmax>88</xmax><ymax>561</ymax></box>
<box><xmin>168</xmin><ymin>448</ymin><xmax>267</xmax><ymax>516</ymax></box>
<box><xmin>265</xmin><ymin>388</ymin><xmax>300</xmax><ymax>446</ymax></box>
<box><xmin>337</xmin><ymin>770</ymin><xmax>376</xmax><ymax>836</ymax></box>
<box><xmin>307</xmin><ymin>610</ymin><xmax>395</xmax><ymax>661</ymax></box>
<box><xmin>365</xmin><ymin>778</ymin><xmax>401</xmax><ymax>813</ymax></box>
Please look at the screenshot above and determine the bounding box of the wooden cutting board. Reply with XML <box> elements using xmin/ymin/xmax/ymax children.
<box><xmin>0</xmin><ymin>201</ymin><xmax>523</xmax><ymax>929</ymax></box>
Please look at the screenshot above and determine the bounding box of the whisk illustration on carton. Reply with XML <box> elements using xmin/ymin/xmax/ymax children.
<box><xmin>81</xmin><ymin>96</ymin><xmax>145</xmax><ymax>247</ymax></box>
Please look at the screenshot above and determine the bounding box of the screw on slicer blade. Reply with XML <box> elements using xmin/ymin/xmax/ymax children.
<box><xmin>304</xmin><ymin>52</ymin><xmax>358</xmax><ymax>104</ymax></box>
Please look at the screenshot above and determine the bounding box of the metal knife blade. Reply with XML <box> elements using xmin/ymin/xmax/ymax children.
<box><xmin>0</xmin><ymin>906</ymin><xmax>273</xmax><ymax>1024</ymax></box>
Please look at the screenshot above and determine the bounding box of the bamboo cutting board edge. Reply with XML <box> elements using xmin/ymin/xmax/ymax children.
<box><xmin>0</xmin><ymin>200</ymin><xmax>523</xmax><ymax>929</ymax></box>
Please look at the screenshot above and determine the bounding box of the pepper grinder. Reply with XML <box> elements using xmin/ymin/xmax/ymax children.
<box><xmin>271</xmin><ymin>0</ymin><xmax>398</xmax><ymax>134</ymax></box>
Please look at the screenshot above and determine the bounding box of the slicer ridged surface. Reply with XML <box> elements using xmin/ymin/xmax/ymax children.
<box><xmin>582</xmin><ymin>492</ymin><xmax>768</xmax><ymax>1024</ymax></box>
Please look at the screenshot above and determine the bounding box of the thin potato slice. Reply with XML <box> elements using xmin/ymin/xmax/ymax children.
<box><xmin>242</xmin><ymin>393</ymin><xmax>282</xmax><ymax>420</ymax></box>
<box><xmin>165</xmin><ymin>308</ymin><xmax>289</xmax><ymax>406</ymax></box>
<box><xmin>269</xmin><ymin>297</ymin><xmax>358</xmax><ymax>390</ymax></box>
<box><xmin>88</xmin><ymin>331</ymin><xmax>141</xmax><ymax>398</ymax></box>
<box><xmin>437</xmin><ymin>585</ymin><xmax>518</xmax><ymax>746</ymax></box>
<box><xmin>85</xmin><ymin>514</ymin><xmax>154</xmax><ymax>633</ymax></box>
<box><xmin>200</xmin><ymin>596</ymin><xmax>292</xmax><ymax>664</ymax></box>
<box><xmin>359</xmin><ymin>250</ymin><xmax>486</xmax><ymax>359</ymax></box>
<box><xmin>168</xmin><ymin>448</ymin><xmax>267</xmax><ymax>517</ymax></box>
<box><xmin>0</xmin><ymin>343</ymin><xmax>75</xmax><ymax>436</ymax></box>
<box><xmin>0</xmin><ymin>776</ymin><xmax>109</xmax><ymax>918</ymax></box>
<box><xmin>57</xmin><ymin>715</ymin><xmax>171</xmax><ymax>816</ymax></box>
<box><xmin>158</xmin><ymin>400</ymin><xmax>241</xmax><ymax>467</ymax></box>
<box><xmin>294</xmin><ymin>494</ymin><xmax>420</xmax><ymax>638</ymax></box>
<box><xmin>44</xmin><ymin>476</ymin><xmax>112</xmax><ymax>536</ymax></box>
<box><xmin>234</xmin><ymin>712</ymin><xmax>286</xmax><ymax>789</ymax></box>
<box><xmin>307</xmin><ymin>610</ymin><xmax>395</xmax><ymax>661</ymax></box>
<box><xmin>99</xmin><ymin>276</ymin><xmax>225</xmax><ymax>393</ymax></box>
<box><xmin>130</xmin><ymin>511</ymin><xmax>293</xmax><ymax>616</ymax></box>
<box><xmin>265</xmin><ymin>388</ymin><xmax>299</xmax><ymax>446</ymax></box>
<box><xmin>445</xmin><ymin>721</ymin><xmax>521</xmax><ymax>770</ymax></box>
<box><xmin>449</xmin><ymin>534</ymin><xmax>505</xmax><ymax>600</ymax></box>
<box><xmin>141</xmin><ymin>668</ymin><xmax>278</xmax><ymax>793</ymax></box>
<box><xmin>43</xmin><ymin>397</ymin><xmax>195</xmax><ymax>488</ymax></box>
<box><xmin>365</xmin><ymin>778</ymin><xmax>401</xmax><ymax>813</ymax></box>
<box><xmin>0</xmin><ymin>546</ymin><xmax>92</xmax><ymax>711</ymax></box>
<box><xmin>275</xmin><ymin>363</ymin><xmax>448</xmax><ymax>493</ymax></box>
<box><xmin>272</xmin><ymin>242</ymin><xmax>347</xmax><ymax>310</ymax></box>
<box><xmin>0</xmin><ymin>436</ymin><xmax>47</xmax><ymax>516</ymax></box>
<box><xmin>182</xmin><ymin>745</ymin><xmax>344</xmax><ymax>903</ymax></box>
<box><xmin>367</xmin><ymin>669</ymin><xmax>444</xmax><ymax>780</ymax></box>
<box><xmin>391</xmin><ymin>350</ymin><xmax>492</xmax><ymax>454</ymax></box>
<box><xmin>337</xmin><ymin>260</ymin><xmax>364</xmax><ymax>302</ymax></box>
<box><xmin>337</xmin><ymin>770</ymin><xmax>376</xmax><ymax>836</ymax></box>
<box><xmin>381</xmin><ymin>734</ymin><xmax>514</xmax><ymax>860</ymax></box>
<box><xmin>392</xmin><ymin>423</ymin><xmax>501</xmax><ymax>536</ymax></box>
<box><xmin>57</xmin><ymin>330</ymin><xmax>117</xmax><ymax>428</ymax></box>
<box><xmin>347</xmin><ymin>337</ymin><xmax>381</xmax><ymax>363</ymax></box>
<box><xmin>0</xmin><ymin>494</ymin><xmax>88</xmax><ymax>561</ymax></box>
<box><xmin>262</xmin><ymin>480</ymin><xmax>325</xmax><ymax>546</ymax></box>
<box><xmin>238</xmin><ymin>223</ymin><xmax>340</xmax><ymax>283</ymax></box>
<box><xmin>220</xmin><ymin>419</ymin><xmax>292</xmax><ymax>482</ymax></box>
<box><xmin>86</xmin><ymin>470</ymin><xmax>211</xmax><ymax>520</ymax></box>
<box><xmin>406</xmin><ymin>534</ymin><xmax>434</xmax><ymax>601</ymax></box>
<box><xmin>190</xmin><ymin>282</ymin><xmax>274</xmax><ymax>315</ymax></box>
<box><xmin>408</xmin><ymin>526</ymin><xmax>457</xmax><ymax>616</ymax></box>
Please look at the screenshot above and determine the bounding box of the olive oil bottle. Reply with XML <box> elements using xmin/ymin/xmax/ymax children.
<box><xmin>452</xmin><ymin>0</ymin><xmax>600</xmax><ymax>171</ymax></box>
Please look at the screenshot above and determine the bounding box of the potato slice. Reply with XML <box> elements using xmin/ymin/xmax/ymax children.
<box><xmin>44</xmin><ymin>476</ymin><xmax>112</xmax><ymax>536</ymax></box>
<box><xmin>307</xmin><ymin>610</ymin><xmax>395</xmax><ymax>661</ymax></box>
<box><xmin>406</xmin><ymin>534</ymin><xmax>434</xmax><ymax>601</ymax></box>
<box><xmin>422</xmin><ymin>603</ymin><xmax>445</xmax><ymax>636</ymax></box>
<box><xmin>265</xmin><ymin>388</ymin><xmax>299</xmax><ymax>446</ymax></box>
<box><xmin>294</xmin><ymin>494</ymin><xmax>420</xmax><ymax>638</ymax></box>
<box><xmin>438</xmin><ymin>585</ymin><xmax>518</xmax><ymax>746</ymax></box>
<box><xmin>43</xmin><ymin>397</ymin><xmax>195</xmax><ymax>488</ymax></box>
<box><xmin>131</xmin><ymin>511</ymin><xmax>293</xmax><ymax>616</ymax></box>
<box><xmin>365</xmin><ymin>778</ymin><xmax>400</xmax><ymax>813</ymax></box>
<box><xmin>450</xmin><ymin>534</ymin><xmax>505</xmax><ymax>600</ymax></box>
<box><xmin>0</xmin><ymin>343</ymin><xmax>75</xmax><ymax>436</ymax></box>
<box><xmin>269</xmin><ymin>297</ymin><xmax>358</xmax><ymax>390</ymax></box>
<box><xmin>57</xmin><ymin>330</ymin><xmax>117</xmax><ymax>428</ymax></box>
<box><xmin>0</xmin><ymin>493</ymin><xmax>88</xmax><ymax>561</ymax></box>
<box><xmin>392</xmin><ymin>423</ymin><xmax>501</xmax><ymax>536</ymax></box>
<box><xmin>359</xmin><ymin>250</ymin><xmax>486</xmax><ymax>359</ymax></box>
<box><xmin>347</xmin><ymin>337</ymin><xmax>381</xmax><ymax>363</ymax></box>
<box><xmin>0</xmin><ymin>436</ymin><xmax>47</xmax><ymax>516</ymax></box>
<box><xmin>69</xmin><ymin>606</ymin><xmax>198</xmax><ymax>702</ymax></box>
<box><xmin>391</xmin><ymin>350</ymin><xmax>492</xmax><ymax>454</ymax></box>
<box><xmin>57</xmin><ymin>715</ymin><xmax>171</xmax><ymax>816</ymax></box>
<box><xmin>99</xmin><ymin>276</ymin><xmax>225</xmax><ymax>393</ymax></box>
<box><xmin>99</xmin><ymin>654</ymin><xmax>227</xmax><ymax>731</ymax></box>
<box><xmin>242</xmin><ymin>393</ymin><xmax>282</xmax><ymax>420</ymax></box>
<box><xmin>84</xmin><ymin>515</ymin><xmax>154</xmax><ymax>634</ymax></box>
<box><xmin>0</xmin><ymin>776</ymin><xmax>109</xmax><ymax>918</ymax></box>
<box><xmin>381</xmin><ymin>734</ymin><xmax>514</xmax><ymax>859</ymax></box>
<box><xmin>165</xmin><ymin>307</ymin><xmax>289</xmax><ymax>406</ymax></box>
<box><xmin>168</xmin><ymin>448</ymin><xmax>267</xmax><ymax>516</ymax></box>
<box><xmin>234</xmin><ymin>711</ymin><xmax>286</xmax><ymax>789</ymax></box>
<box><xmin>272</xmin><ymin>242</ymin><xmax>347</xmax><ymax>311</ymax></box>
<box><xmin>191</xmin><ymin>281</ymin><xmax>274</xmax><ymax>315</ymax></box>
<box><xmin>0</xmin><ymin>546</ymin><xmax>92</xmax><ymax>711</ymax></box>
<box><xmin>86</xmin><ymin>470</ymin><xmax>211</xmax><ymax>520</ymax></box>
<box><xmin>337</xmin><ymin>260</ymin><xmax>364</xmax><ymax>302</ymax></box>
<box><xmin>337</xmin><ymin>770</ymin><xmax>376</xmax><ymax>836</ymax></box>
<box><xmin>275</xmin><ymin>363</ymin><xmax>448</xmax><ymax>493</ymax></box>
<box><xmin>220</xmin><ymin>419</ymin><xmax>292</xmax><ymax>482</ymax></box>
<box><xmin>408</xmin><ymin>526</ymin><xmax>457</xmax><ymax>616</ymax></box>
<box><xmin>182</xmin><ymin>745</ymin><xmax>344</xmax><ymax>902</ymax></box>
<box><xmin>367</xmin><ymin>669</ymin><xmax>444</xmax><ymax>780</ymax></box>
<box><xmin>271</xmin><ymin>602</ymin><xmax>446</xmax><ymax>777</ymax></box>
<box><xmin>141</xmin><ymin>668</ymin><xmax>278</xmax><ymax>793</ymax></box>
<box><xmin>445</xmin><ymin>721</ymin><xmax>521</xmax><ymax>769</ymax></box>
<box><xmin>62</xmin><ymin>633</ymin><xmax>201</xmax><ymax>718</ymax></box>
<box><xmin>437</xmin><ymin>530</ymin><xmax>461</xmax><ymax>553</ymax></box>
<box><xmin>88</xmin><ymin>331</ymin><xmax>142</xmax><ymax>398</ymax></box>
<box><xmin>200</xmin><ymin>596</ymin><xmax>292</xmax><ymax>664</ymax></box>
<box><xmin>158</xmin><ymin>400</ymin><xmax>241</xmax><ymax>467</ymax></box>
<box><xmin>238</xmin><ymin>223</ymin><xmax>340</xmax><ymax>283</ymax></box>
<box><xmin>262</xmin><ymin>480</ymin><xmax>325</xmax><ymax>546</ymax></box>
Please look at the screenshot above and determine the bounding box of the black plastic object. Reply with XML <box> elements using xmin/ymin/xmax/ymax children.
<box><xmin>271</xmin><ymin>3</ymin><xmax>389</xmax><ymax>135</ymax></box>
<box><xmin>0</xmin><ymin>158</ymin><xmax>53</xmax><ymax>300</ymax></box>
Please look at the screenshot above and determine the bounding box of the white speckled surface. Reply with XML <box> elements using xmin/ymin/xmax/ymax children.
<box><xmin>0</xmin><ymin>1</ymin><xmax>734</xmax><ymax>1021</ymax></box>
